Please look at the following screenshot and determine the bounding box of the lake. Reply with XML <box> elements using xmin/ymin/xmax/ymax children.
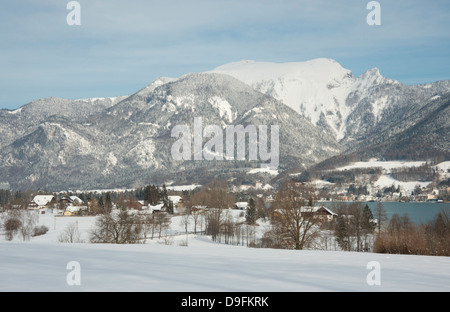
<box><xmin>320</xmin><ymin>201</ymin><xmax>450</xmax><ymax>225</ymax></box>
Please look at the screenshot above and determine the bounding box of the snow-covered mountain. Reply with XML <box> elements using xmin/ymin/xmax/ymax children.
<box><xmin>1</xmin><ymin>58</ymin><xmax>449</xmax><ymax>191</ymax></box>
<box><xmin>211</xmin><ymin>59</ymin><xmax>355</xmax><ymax>140</ymax></box>
<box><xmin>0</xmin><ymin>73</ymin><xmax>342</xmax><ymax>190</ymax></box>
<box><xmin>211</xmin><ymin>59</ymin><xmax>450</xmax><ymax>143</ymax></box>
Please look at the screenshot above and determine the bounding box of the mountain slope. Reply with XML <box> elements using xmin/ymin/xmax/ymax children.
<box><xmin>0</xmin><ymin>73</ymin><xmax>342</xmax><ymax>190</ymax></box>
<box><xmin>1</xmin><ymin>58</ymin><xmax>449</xmax><ymax>190</ymax></box>
<box><xmin>347</xmin><ymin>92</ymin><xmax>450</xmax><ymax>161</ymax></box>
<box><xmin>211</xmin><ymin>59</ymin><xmax>450</xmax><ymax>145</ymax></box>
<box><xmin>211</xmin><ymin>59</ymin><xmax>355</xmax><ymax>141</ymax></box>
<box><xmin>91</xmin><ymin>73</ymin><xmax>343</xmax><ymax>186</ymax></box>
<box><xmin>0</xmin><ymin>96</ymin><xmax>127</xmax><ymax>150</ymax></box>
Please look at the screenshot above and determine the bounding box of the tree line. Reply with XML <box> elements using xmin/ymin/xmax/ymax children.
<box><xmin>373</xmin><ymin>208</ymin><xmax>450</xmax><ymax>256</ymax></box>
<box><xmin>2</xmin><ymin>180</ymin><xmax>449</xmax><ymax>256</ymax></box>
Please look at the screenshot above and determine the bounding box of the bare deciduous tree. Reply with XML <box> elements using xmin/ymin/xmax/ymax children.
<box><xmin>154</xmin><ymin>212</ymin><xmax>171</xmax><ymax>239</ymax></box>
<box><xmin>3</xmin><ymin>215</ymin><xmax>21</xmax><ymax>241</ymax></box>
<box><xmin>333</xmin><ymin>203</ymin><xmax>375</xmax><ymax>251</ymax></box>
<box><xmin>268</xmin><ymin>181</ymin><xmax>321</xmax><ymax>250</ymax></box>
<box><xmin>58</xmin><ymin>222</ymin><xmax>83</xmax><ymax>243</ymax></box>
<box><xmin>2</xmin><ymin>209</ymin><xmax>37</xmax><ymax>241</ymax></box>
<box><xmin>89</xmin><ymin>210</ymin><xmax>142</xmax><ymax>244</ymax></box>
<box><xmin>374</xmin><ymin>202</ymin><xmax>388</xmax><ymax>234</ymax></box>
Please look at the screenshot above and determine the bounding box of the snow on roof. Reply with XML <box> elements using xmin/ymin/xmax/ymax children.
<box><xmin>235</xmin><ymin>202</ymin><xmax>248</xmax><ymax>208</ymax></box>
<box><xmin>149</xmin><ymin>204</ymin><xmax>164</xmax><ymax>212</ymax></box>
<box><xmin>168</xmin><ymin>195</ymin><xmax>182</xmax><ymax>204</ymax></box>
<box><xmin>299</xmin><ymin>206</ymin><xmax>337</xmax><ymax>215</ymax></box>
<box><xmin>32</xmin><ymin>195</ymin><xmax>55</xmax><ymax>206</ymax></box>
<box><xmin>66</xmin><ymin>206</ymin><xmax>84</xmax><ymax>213</ymax></box>
<box><xmin>69</xmin><ymin>196</ymin><xmax>83</xmax><ymax>203</ymax></box>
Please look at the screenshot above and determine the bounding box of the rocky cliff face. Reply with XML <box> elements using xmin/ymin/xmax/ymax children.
<box><xmin>211</xmin><ymin>59</ymin><xmax>450</xmax><ymax>146</ymax></box>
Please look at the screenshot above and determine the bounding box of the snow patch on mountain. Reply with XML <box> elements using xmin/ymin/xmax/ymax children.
<box><xmin>7</xmin><ymin>107</ymin><xmax>23</xmax><ymax>114</ymax></box>
<box><xmin>375</xmin><ymin>174</ymin><xmax>431</xmax><ymax>195</ymax></box>
<box><xmin>209</xmin><ymin>96</ymin><xmax>235</xmax><ymax>123</ymax></box>
<box><xmin>210</xmin><ymin>58</ymin><xmax>356</xmax><ymax>140</ymax></box>
<box><xmin>334</xmin><ymin>159</ymin><xmax>428</xmax><ymax>171</ymax></box>
<box><xmin>210</xmin><ymin>59</ymin><xmax>410</xmax><ymax>142</ymax></box>
<box><xmin>125</xmin><ymin>139</ymin><xmax>158</xmax><ymax>169</ymax></box>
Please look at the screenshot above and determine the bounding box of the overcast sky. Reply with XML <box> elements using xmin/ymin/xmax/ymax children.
<box><xmin>1</xmin><ymin>0</ymin><xmax>449</xmax><ymax>109</ymax></box>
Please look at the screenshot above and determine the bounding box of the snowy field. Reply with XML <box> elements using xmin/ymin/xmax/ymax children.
<box><xmin>1</xmin><ymin>212</ymin><xmax>449</xmax><ymax>292</ymax></box>
<box><xmin>333</xmin><ymin>159</ymin><xmax>429</xmax><ymax>171</ymax></box>
<box><xmin>327</xmin><ymin>159</ymin><xmax>450</xmax><ymax>194</ymax></box>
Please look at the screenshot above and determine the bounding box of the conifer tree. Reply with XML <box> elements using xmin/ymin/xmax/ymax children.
<box><xmin>105</xmin><ymin>192</ymin><xmax>113</xmax><ymax>213</ymax></box>
<box><xmin>246</xmin><ymin>198</ymin><xmax>256</xmax><ymax>225</ymax></box>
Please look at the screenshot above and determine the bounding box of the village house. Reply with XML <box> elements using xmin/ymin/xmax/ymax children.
<box><xmin>60</xmin><ymin>196</ymin><xmax>83</xmax><ymax>207</ymax></box>
<box><xmin>191</xmin><ymin>205</ymin><xmax>208</xmax><ymax>213</ymax></box>
<box><xmin>63</xmin><ymin>205</ymin><xmax>88</xmax><ymax>216</ymax></box>
<box><xmin>147</xmin><ymin>203</ymin><xmax>164</xmax><ymax>214</ymax></box>
<box><xmin>439</xmin><ymin>187</ymin><xmax>450</xmax><ymax>202</ymax></box>
<box><xmin>168</xmin><ymin>195</ymin><xmax>184</xmax><ymax>213</ymax></box>
<box><xmin>234</xmin><ymin>202</ymin><xmax>249</xmax><ymax>210</ymax></box>
<box><xmin>28</xmin><ymin>195</ymin><xmax>56</xmax><ymax>211</ymax></box>
<box><xmin>136</xmin><ymin>200</ymin><xmax>146</xmax><ymax>209</ymax></box>
<box><xmin>271</xmin><ymin>206</ymin><xmax>337</xmax><ymax>222</ymax></box>
<box><xmin>168</xmin><ymin>195</ymin><xmax>183</xmax><ymax>205</ymax></box>
<box><xmin>299</xmin><ymin>206</ymin><xmax>338</xmax><ymax>222</ymax></box>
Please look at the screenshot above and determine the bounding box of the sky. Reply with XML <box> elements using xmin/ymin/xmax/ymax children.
<box><xmin>0</xmin><ymin>0</ymin><xmax>449</xmax><ymax>110</ymax></box>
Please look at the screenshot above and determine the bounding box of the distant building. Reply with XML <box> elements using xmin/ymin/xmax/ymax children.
<box><xmin>63</xmin><ymin>205</ymin><xmax>88</xmax><ymax>216</ymax></box>
<box><xmin>60</xmin><ymin>196</ymin><xmax>83</xmax><ymax>206</ymax></box>
<box><xmin>168</xmin><ymin>195</ymin><xmax>183</xmax><ymax>205</ymax></box>
<box><xmin>28</xmin><ymin>195</ymin><xmax>56</xmax><ymax>210</ymax></box>
<box><xmin>234</xmin><ymin>202</ymin><xmax>249</xmax><ymax>210</ymax></box>
<box><xmin>271</xmin><ymin>206</ymin><xmax>337</xmax><ymax>222</ymax></box>
<box><xmin>299</xmin><ymin>206</ymin><xmax>338</xmax><ymax>222</ymax></box>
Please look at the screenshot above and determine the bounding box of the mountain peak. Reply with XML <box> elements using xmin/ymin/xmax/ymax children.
<box><xmin>361</xmin><ymin>67</ymin><xmax>381</xmax><ymax>78</ymax></box>
<box><xmin>210</xmin><ymin>58</ymin><xmax>356</xmax><ymax>140</ymax></box>
<box><xmin>211</xmin><ymin>58</ymin><xmax>351</xmax><ymax>79</ymax></box>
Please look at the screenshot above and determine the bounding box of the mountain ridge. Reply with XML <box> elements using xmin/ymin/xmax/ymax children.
<box><xmin>0</xmin><ymin>59</ymin><xmax>449</xmax><ymax>191</ymax></box>
<box><xmin>0</xmin><ymin>72</ymin><xmax>342</xmax><ymax>190</ymax></box>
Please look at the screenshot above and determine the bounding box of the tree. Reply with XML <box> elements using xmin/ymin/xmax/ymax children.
<box><xmin>335</xmin><ymin>215</ymin><xmax>350</xmax><ymax>251</ymax></box>
<box><xmin>161</xmin><ymin>184</ymin><xmax>172</xmax><ymax>213</ymax></box>
<box><xmin>180</xmin><ymin>213</ymin><xmax>190</xmax><ymax>234</ymax></box>
<box><xmin>255</xmin><ymin>197</ymin><xmax>268</xmax><ymax>220</ymax></box>
<box><xmin>104</xmin><ymin>192</ymin><xmax>113</xmax><ymax>213</ymax></box>
<box><xmin>143</xmin><ymin>184</ymin><xmax>160</xmax><ymax>206</ymax></box>
<box><xmin>89</xmin><ymin>210</ymin><xmax>142</xmax><ymax>244</ymax></box>
<box><xmin>17</xmin><ymin>209</ymin><xmax>37</xmax><ymax>241</ymax></box>
<box><xmin>97</xmin><ymin>196</ymin><xmax>104</xmax><ymax>212</ymax></box>
<box><xmin>205</xmin><ymin>208</ymin><xmax>223</xmax><ymax>241</ymax></box>
<box><xmin>333</xmin><ymin>203</ymin><xmax>375</xmax><ymax>251</ymax></box>
<box><xmin>361</xmin><ymin>204</ymin><xmax>376</xmax><ymax>251</ymax></box>
<box><xmin>58</xmin><ymin>222</ymin><xmax>83</xmax><ymax>243</ymax></box>
<box><xmin>89</xmin><ymin>198</ymin><xmax>102</xmax><ymax>215</ymax></box>
<box><xmin>149</xmin><ymin>185</ymin><xmax>160</xmax><ymax>205</ymax></box>
<box><xmin>154</xmin><ymin>212</ymin><xmax>171</xmax><ymax>239</ymax></box>
<box><xmin>270</xmin><ymin>181</ymin><xmax>320</xmax><ymax>250</ymax></box>
<box><xmin>3</xmin><ymin>214</ymin><xmax>21</xmax><ymax>241</ymax></box>
<box><xmin>246</xmin><ymin>198</ymin><xmax>257</xmax><ymax>225</ymax></box>
<box><xmin>373</xmin><ymin>202</ymin><xmax>388</xmax><ymax>234</ymax></box>
<box><xmin>2</xmin><ymin>209</ymin><xmax>37</xmax><ymax>241</ymax></box>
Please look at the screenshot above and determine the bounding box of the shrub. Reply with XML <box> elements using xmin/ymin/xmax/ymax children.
<box><xmin>32</xmin><ymin>225</ymin><xmax>49</xmax><ymax>237</ymax></box>
<box><xmin>374</xmin><ymin>209</ymin><xmax>450</xmax><ymax>256</ymax></box>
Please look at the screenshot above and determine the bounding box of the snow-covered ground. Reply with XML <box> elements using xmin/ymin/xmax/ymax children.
<box><xmin>1</xmin><ymin>212</ymin><xmax>449</xmax><ymax>292</ymax></box>
<box><xmin>374</xmin><ymin>175</ymin><xmax>431</xmax><ymax>195</ymax></box>
<box><xmin>334</xmin><ymin>159</ymin><xmax>428</xmax><ymax>171</ymax></box>
<box><xmin>330</xmin><ymin>159</ymin><xmax>450</xmax><ymax>195</ymax></box>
